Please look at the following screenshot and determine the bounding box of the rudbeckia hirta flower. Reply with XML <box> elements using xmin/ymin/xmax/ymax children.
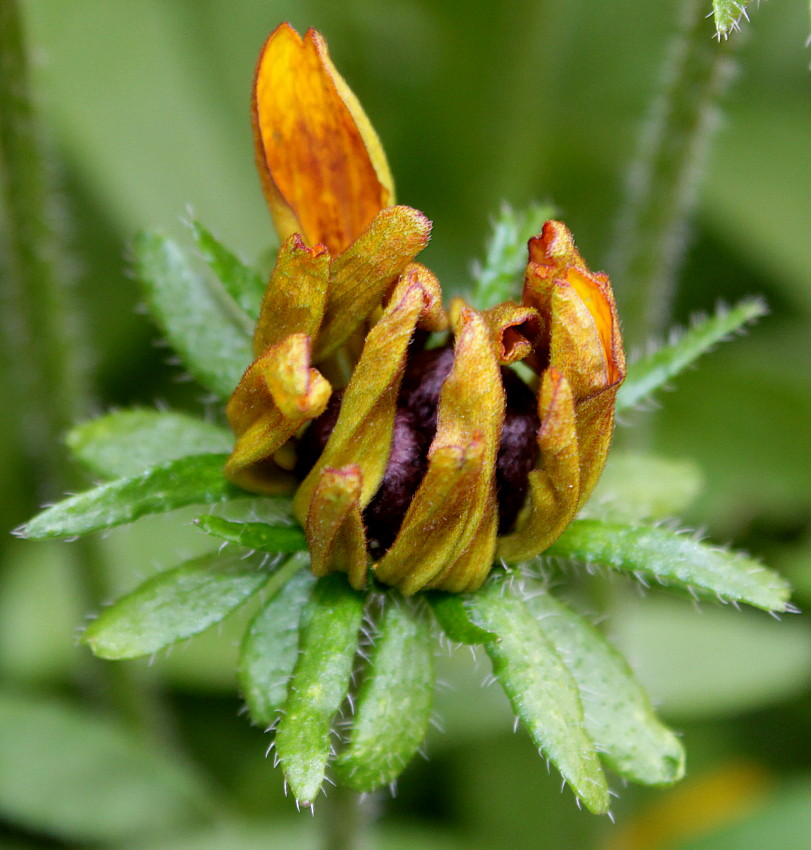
<box><xmin>224</xmin><ymin>23</ymin><xmax>626</xmax><ymax>595</ymax></box>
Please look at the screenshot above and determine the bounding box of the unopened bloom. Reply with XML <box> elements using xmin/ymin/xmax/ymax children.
<box><xmin>225</xmin><ymin>24</ymin><xmax>625</xmax><ymax>594</ymax></box>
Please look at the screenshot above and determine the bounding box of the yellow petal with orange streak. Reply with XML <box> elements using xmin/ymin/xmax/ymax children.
<box><xmin>482</xmin><ymin>301</ymin><xmax>541</xmax><ymax>365</ymax></box>
<box><xmin>252</xmin><ymin>24</ymin><xmax>393</xmax><ymax>254</ymax></box>
<box><xmin>224</xmin><ymin>334</ymin><xmax>331</xmax><ymax>492</ymax></box>
<box><xmin>306</xmin><ymin>465</ymin><xmax>368</xmax><ymax>590</ymax></box>
<box><xmin>315</xmin><ymin>206</ymin><xmax>432</xmax><ymax>360</ymax></box>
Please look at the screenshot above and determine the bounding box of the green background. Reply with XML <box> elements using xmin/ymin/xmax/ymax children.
<box><xmin>2</xmin><ymin>0</ymin><xmax>811</xmax><ymax>847</ymax></box>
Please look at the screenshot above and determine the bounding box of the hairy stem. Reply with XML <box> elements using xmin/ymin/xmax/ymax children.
<box><xmin>0</xmin><ymin>0</ymin><xmax>158</xmax><ymax>735</ymax></box>
<box><xmin>608</xmin><ymin>0</ymin><xmax>735</xmax><ymax>348</ymax></box>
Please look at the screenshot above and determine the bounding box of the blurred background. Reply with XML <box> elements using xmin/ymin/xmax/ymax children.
<box><xmin>1</xmin><ymin>0</ymin><xmax>810</xmax><ymax>847</ymax></box>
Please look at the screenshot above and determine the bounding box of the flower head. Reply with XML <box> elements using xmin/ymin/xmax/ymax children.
<box><xmin>225</xmin><ymin>24</ymin><xmax>625</xmax><ymax>595</ymax></box>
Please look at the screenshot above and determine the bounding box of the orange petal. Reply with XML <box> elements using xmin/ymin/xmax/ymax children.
<box><xmin>315</xmin><ymin>206</ymin><xmax>432</xmax><ymax>359</ymax></box>
<box><xmin>252</xmin><ymin>24</ymin><xmax>394</xmax><ymax>253</ymax></box>
<box><xmin>497</xmin><ymin>368</ymin><xmax>580</xmax><ymax>562</ymax></box>
<box><xmin>306</xmin><ymin>465</ymin><xmax>368</xmax><ymax>590</ymax></box>
<box><xmin>482</xmin><ymin>301</ymin><xmax>541</xmax><ymax>364</ymax></box>
<box><xmin>224</xmin><ymin>334</ymin><xmax>331</xmax><ymax>492</ymax></box>
<box><xmin>294</xmin><ymin>265</ymin><xmax>437</xmax><ymax>522</ymax></box>
<box><xmin>254</xmin><ymin>235</ymin><xmax>330</xmax><ymax>357</ymax></box>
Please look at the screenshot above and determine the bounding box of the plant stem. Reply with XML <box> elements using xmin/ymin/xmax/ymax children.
<box><xmin>608</xmin><ymin>0</ymin><xmax>735</xmax><ymax>349</ymax></box>
<box><xmin>321</xmin><ymin>784</ymin><xmax>372</xmax><ymax>850</ymax></box>
<box><xmin>0</xmin><ymin>0</ymin><xmax>157</xmax><ymax>735</ymax></box>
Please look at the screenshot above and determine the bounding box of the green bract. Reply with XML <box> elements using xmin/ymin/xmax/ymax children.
<box><xmin>18</xmin><ymin>205</ymin><xmax>790</xmax><ymax>814</ymax></box>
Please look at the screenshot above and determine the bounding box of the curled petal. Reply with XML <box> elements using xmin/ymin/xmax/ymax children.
<box><xmin>315</xmin><ymin>206</ymin><xmax>432</xmax><ymax>359</ymax></box>
<box><xmin>295</xmin><ymin>266</ymin><xmax>437</xmax><ymax>522</ymax></box>
<box><xmin>497</xmin><ymin>369</ymin><xmax>580</xmax><ymax>562</ymax></box>
<box><xmin>306</xmin><ymin>465</ymin><xmax>368</xmax><ymax>590</ymax></box>
<box><xmin>254</xmin><ymin>235</ymin><xmax>330</xmax><ymax>356</ymax></box>
<box><xmin>252</xmin><ymin>24</ymin><xmax>394</xmax><ymax>253</ymax></box>
<box><xmin>225</xmin><ymin>334</ymin><xmax>331</xmax><ymax>493</ymax></box>
<box><xmin>483</xmin><ymin>301</ymin><xmax>541</xmax><ymax>365</ymax></box>
<box><xmin>375</xmin><ymin>301</ymin><xmax>505</xmax><ymax>594</ymax></box>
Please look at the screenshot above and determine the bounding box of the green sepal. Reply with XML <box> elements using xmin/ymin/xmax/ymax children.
<box><xmin>471</xmin><ymin>201</ymin><xmax>555</xmax><ymax>309</ymax></box>
<box><xmin>190</xmin><ymin>219</ymin><xmax>266</xmax><ymax>320</ymax></box>
<box><xmin>195</xmin><ymin>515</ymin><xmax>307</xmax><ymax>554</ymax></box>
<box><xmin>83</xmin><ymin>550</ymin><xmax>277</xmax><ymax>660</ymax></box>
<box><xmin>133</xmin><ymin>230</ymin><xmax>254</xmax><ymax>399</ymax></box>
<box><xmin>548</xmin><ymin>520</ymin><xmax>791</xmax><ymax>613</ymax></box>
<box><xmin>466</xmin><ymin>581</ymin><xmax>610</xmax><ymax>815</ymax></box>
<box><xmin>275</xmin><ymin>574</ymin><xmax>365</xmax><ymax>806</ymax></box>
<box><xmin>426</xmin><ymin>591</ymin><xmax>498</xmax><ymax>645</ymax></box>
<box><xmin>581</xmin><ymin>452</ymin><xmax>703</xmax><ymax>523</ymax></box>
<box><xmin>18</xmin><ymin>454</ymin><xmax>243</xmax><ymax>540</ymax></box>
<box><xmin>334</xmin><ymin>600</ymin><xmax>435</xmax><ymax>791</ymax></box>
<box><xmin>616</xmin><ymin>298</ymin><xmax>767</xmax><ymax>412</ymax></box>
<box><xmin>239</xmin><ymin>563</ymin><xmax>315</xmax><ymax>727</ymax></box>
<box><xmin>527</xmin><ymin>591</ymin><xmax>685</xmax><ymax>786</ymax></box>
<box><xmin>66</xmin><ymin>409</ymin><xmax>232</xmax><ymax>480</ymax></box>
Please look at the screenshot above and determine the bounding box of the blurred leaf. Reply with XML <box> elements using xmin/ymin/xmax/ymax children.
<box><xmin>466</xmin><ymin>581</ymin><xmax>610</xmax><ymax>814</ymax></box>
<box><xmin>527</xmin><ymin>591</ymin><xmax>685</xmax><ymax>786</ymax></box>
<box><xmin>427</xmin><ymin>591</ymin><xmax>498</xmax><ymax>645</ymax></box>
<box><xmin>239</xmin><ymin>565</ymin><xmax>315</xmax><ymax>727</ymax></box>
<box><xmin>133</xmin><ymin>231</ymin><xmax>253</xmax><ymax>399</ymax></box>
<box><xmin>616</xmin><ymin>298</ymin><xmax>767</xmax><ymax>411</ymax></box>
<box><xmin>190</xmin><ymin>219</ymin><xmax>266</xmax><ymax>320</ymax></box>
<box><xmin>67</xmin><ymin>409</ymin><xmax>232</xmax><ymax>479</ymax></box>
<box><xmin>675</xmin><ymin>776</ymin><xmax>811</xmax><ymax>850</ymax></box>
<box><xmin>470</xmin><ymin>202</ymin><xmax>554</xmax><ymax>308</ymax></box>
<box><xmin>83</xmin><ymin>550</ymin><xmax>275</xmax><ymax>659</ymax></box>
<box><xmin>275</xmin><ymin>575</ymin><xmax>365</xmax><ymax>806</ymax></box>
<box><xmin>195</xmin><ymin>515</ymin><xmax>306</xmax><ymax>554</ymax></box>
<box><xmin>581</xmin><ymin>452</ymin><xmax>704</xmax><ymax>522</ymax></box>
<box><xmin>612</xmin><ymin>595</ymin><xmax>811</xmax><ymax>718</ymax></box>
<box><xmin>549</xmin><ymin>520</ymin><xmax>791</xmax><ymax>613</ymax></box>
<box><xmin>334</xmin><ymin>600</ymin><xmax>435</xmax><ymax>791</ymax></box>
<box><xmin>0</xmin><ymin>690</ymin><xmax>202</xmax><ymax>843</ymax></box>
<box><xmin>18</xmin><ymin>454</ymin><xmax>242</xmax><ymax>539</ymax></box>
<box><xmin>713</xmin><ymin>0</ymin><xmax>755</xmax><ymax>37</ymax></box>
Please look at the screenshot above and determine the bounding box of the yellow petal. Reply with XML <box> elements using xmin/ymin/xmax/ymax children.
<box><xmin>294</xmin><ymin>265</ymin><xmax>437</xmax><ymax>522</ymax></box>
<box><xmin>497</xmin><ymin>368</ymin><xmax>580</xmax><ymax>562</ymax></box>
<box><xmin>224</xmin><ymin>334</ymin><xmax>331</xmax><ymax>492</ymax></box>
<box><xmin>315</xmin><ymin>206</ymin><xmax>432</xmax><ymax>359</ymax></box>
<box><xmin>306</xmin><ymin>465</ymin><xmax>368</xmax><ymax>590</ymax></box>
<box><xmin>375</xmin><ymin>301</ymin><xmax>505</xmax><ymax>594</ymax></box>
<box><xmin>253</xmin><ymin>235</ymin><xmax>330</xmax><ymax>357</ymax></box>
<box><xmin>252</xmin><ymin>24</ymin><xmax>394</xmax><ymax>253</ymax></box>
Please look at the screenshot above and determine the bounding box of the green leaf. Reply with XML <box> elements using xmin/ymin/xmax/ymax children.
<box><xmin>527</xmin><ymin>591</ymin><xmax>685</xmax><ymax>786</ymax></box>
<box><xmin>471</xmin><ymin>202</ymin><xmax>554</xmax><ymax>309</ymax></box>
<box><xmin>549</xmin><ymin>520</ymin><xmax>791</xmax><ymax>613</ymax></box>
<box><xmin>0</xmin><ymin>690</ymin><xmax>204</xmax><ymax>843</ymax></box>
<box><xmin>83</xmin><ymin>550</ymin><xmax>275</xmax><ymax>659</ymax></box>
<box><xmin>18</xmin><ymin>454</ymin><xmax>243</xmax><ymax>540</ymax></box>
<box><xmin>466</xmin><ymin>581</ymin><xmax>610</xmax><ymax>814</ymax></box>
<box><xmin>66</xmin><ymin>409</ymin><xmax>233</xmax><ymax>479</ymax></box>
<box><xmin>239</xmin><ymin>564</ymin><xmax>315</xmax><ymax>727</ymax></box>
<box><xmin>133</xmin><ymin>230</ymin><xmax>254</xmax><ymax>399</ymax></box>
<box><xmin>426</xmin><ymin>591</ymin><xmax>498</xmax><ymax>645</ymax></box>
<box><xmin>275</xmin><ymin>575</ymin><xmax>365</xmax><ymax>806</ymax></box>
<box><xmin>190</xmin><ymin>219</ymin><xmax>266</xmax><ymax>320</ymax></box>
<box><xmin>713</xmin><ymin>0</ymin><xmax>755</xmax><ymax>37</ymax></box>
<box><xmin>616</xmin><ymin>298</ymin><xmax>767</xmax><ymax>412</ymax></box>
<box><xmin>334</xmin><ymin>600</ymin><xmax>435</xmax><ymax>791</ymax></box>
<box><xmin>580</xmin><ymin>452</ymin><xmax>703</xmax><ymax>522</ymax></box>
<box><xmin>195</xmin><ymin>515</ymin><xmax>307</xmax><ymax>554</ymax></box>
